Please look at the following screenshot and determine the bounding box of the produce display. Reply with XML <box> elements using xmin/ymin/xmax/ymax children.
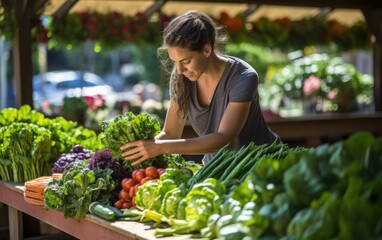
<box><xmin>0</xmin><ymin>105</ymin><xmax>104</xmax><ymax>182</ymax></box>
<box><xmin>114</xmin><ymin>166</ymin><xmax>165</xmax><ymax>210</ymax></box>
<box><xmin>1</xmin><ymin>105</ymin><xmax>381</xmax><ymax>239</ymax></box>
<box><xmin>44</xmin><ymin>159</ymin><xmax>116</xmax><ymax>219</ymax></box>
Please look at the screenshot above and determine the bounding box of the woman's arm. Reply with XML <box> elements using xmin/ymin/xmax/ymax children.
<box><xmin>155</xmin><ymin>100</ymin><xmax>187</xmax><ymax>140</ymax></box>
<box><xmin>121</xmin><ymin>101</ymin><xmax>251</xmax><ymax>166</ymax></box>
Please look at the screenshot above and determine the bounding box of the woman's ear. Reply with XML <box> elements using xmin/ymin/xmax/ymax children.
<box><xmin>203</xmin><ymin>43</ymin><xmax>212</xmax><ymax>58</ymax></box>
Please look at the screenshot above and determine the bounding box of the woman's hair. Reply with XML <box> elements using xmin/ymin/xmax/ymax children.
<box><xmin>159</xmin><ymin>10</ymin><xmax>228</xmax><ymax>119</ymax></box>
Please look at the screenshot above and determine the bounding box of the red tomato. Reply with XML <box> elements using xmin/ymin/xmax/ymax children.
<box><xmin>145</xmin><ymin>166</ymin><xmax>159</xmax><ymax>179</ymax></box>
<box><xmin>129</xmin><ymin>185</ymin><xmax>135</xmax><ymax>199</ymax></box>
<box><xmin>114</xmin><ymin>199</ymin><xmax>125</xmax><ymax>209</ymax></box>
<box><xmin>119</xmin><ymin>189</ymin><xmax>130</xmax><ymax>201</ymax></box>
<box><xmin>134</xmin><ymin>169</ymin><xmax>146</xmax><ymax>183</ymax></box>
<box><xmin>131</xmin><ymin>169</ymin><xmax>140</xmax><ymax>181</ymax></box>
<box><xmin>140</xmin><ymin>176</ymin><xmax>153</xmax><ymax>185</ymax></box>
<box><xmin>122</xmin><ymin>178</ymin><xmax>136</xmax><ymax>192</ymax></box>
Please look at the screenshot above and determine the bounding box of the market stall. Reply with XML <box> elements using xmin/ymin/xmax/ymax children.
<box><xmin>0</xmin><ymin>181</ymin><xmax>193</xmax><ymax>240</ymax></box>
<box><xmin>1</xmin><ymin>1</ymin><xmax>382</xmax><ymax>239</ymax></box>
<box><xmin>0</xmin><ymin>105</ymin><xmax>381</xmax><ymax>239</ymax></box>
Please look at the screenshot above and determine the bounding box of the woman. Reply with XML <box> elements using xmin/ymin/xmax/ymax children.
<box><xmin>121</xmin><ymin>10</ymin><xmax>279</xmax><ymax>166</ymax></box>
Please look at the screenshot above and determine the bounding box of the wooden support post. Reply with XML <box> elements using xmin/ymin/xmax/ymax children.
<box><xmin>373</xmin><ymin>42</ymin><xmax>382</xmax><ymax>111</ymax></box>
<box><xmin>12</xmin><ymin>0</ymin><xmax>33</xmax><ymax>108</ymax></box>
<box><xmin>362</xmin><ymin>8</ymin><xmax>382</xmax><ymax>111</ymax></box>
<box><xmin>8</xmin><ymin>206</ymin><xmax>23</xmax><ymax>240</ymax></box>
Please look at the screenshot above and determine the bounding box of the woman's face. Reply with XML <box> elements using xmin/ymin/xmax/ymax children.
<box><xmin>167</xmin><ymin>46</ymin><xmax>210</xmax><ymax>81</ymax></box>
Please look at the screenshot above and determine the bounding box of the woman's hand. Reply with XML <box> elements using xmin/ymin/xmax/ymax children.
<box><xmin>120</xmin><ymin>140</ymin><xmax>160</xmax><ymax>166</ymax></box>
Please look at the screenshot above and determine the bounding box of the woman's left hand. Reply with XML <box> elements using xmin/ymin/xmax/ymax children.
<box><xmin>120</xmin><ymin>140</ymin><xmax>157</xmax><ymax>166</ymax></box>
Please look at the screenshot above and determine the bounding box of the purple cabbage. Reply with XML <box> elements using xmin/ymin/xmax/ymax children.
<box><xmin>51</xmin><ymin>144</ymin><xmax>92</xmax><ymax>173</ymax></box>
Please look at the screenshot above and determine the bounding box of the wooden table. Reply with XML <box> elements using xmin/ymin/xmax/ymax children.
<box><xmin>0</xmin><ymin>181</ymin><xmax>192</xmax><ymax>240</ymax></box>
<box><xmin>266</xmin><ymin>112</ymin><xmax>382</xmax><ymax>146</ymax></box>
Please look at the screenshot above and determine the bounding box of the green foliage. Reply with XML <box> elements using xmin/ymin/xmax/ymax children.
<box><xmin>264</xmin><ymin>53</ymin><xmax>373</xmax><ymax>112</ymax></box>
<box><xmin>223</xmin><ymin>132</ymin><xmax>382</xmax><ymax>239</ymax></box>
<box><xmin>0</xmin><ymin>1</ymin><xmax>49</xmax><ymax>44</ymax></box>
<box><xmin>44</xmin><ymin>160</ymin><xmax>116</xmax><ymax>219</ymax></box>
<box><xmin>0</xmin><ymin>122</ymin><xmax>52</xmax><ymax>182</ymax></box>
<box><xmin>224</xmin><ymin>42</ymin><xmax>288</xmax><ymax>82</ymax></box>
<box><xmin>135</xmin><ymin>168</ymin><xmax>193</xmax><ymax>212</ymax></box>
<box><xmin>60</xmin><ymin>97</ymin><xmax>87</xmax><ymax>124</ymax></box>
<box><xmin>99</xmin><ymin>111</ymin><xmax>163</xmax><ymax>170</ymax></box>
<box><xmin>0</xmin><ymin>105</ymin><xmax>104</xmax><ymax>182</ymax></box>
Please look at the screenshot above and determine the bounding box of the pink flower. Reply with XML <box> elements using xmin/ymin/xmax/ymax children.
<box><xmin>85</xmin><ymin>95</ymin><xmax>106</xmax><ymax>111</ymax></box>
<box><xmin>303</xmin><ymin>75</ymin><xmax>322</xmax><ymax>97</ymax></box>
<box><xmin>327</xmin><ymin>91</ymin><xmax>337</xmax><ymax>100</ymax></box>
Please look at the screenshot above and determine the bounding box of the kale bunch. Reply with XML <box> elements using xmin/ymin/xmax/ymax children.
<box><xmin>89</xmin><ymin>148</ymin><xmax>128</xmax><ymax>182</ymax></box>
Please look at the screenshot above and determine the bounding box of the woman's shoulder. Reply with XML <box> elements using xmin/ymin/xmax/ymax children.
<box><xmin>226</xmin><ymin>55</ymin><xmax>256</xmax><ymax>71</ymax></box>
<box><xmin>224</xmin><ymin>55</ymin><xmax>258</xmax><ymax>83</ymax></box>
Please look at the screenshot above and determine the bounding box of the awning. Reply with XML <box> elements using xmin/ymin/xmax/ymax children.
<box><xmin>43</xmin><ymin>1</ymin><xmax>365</xmax><ymax>25</ymax></box>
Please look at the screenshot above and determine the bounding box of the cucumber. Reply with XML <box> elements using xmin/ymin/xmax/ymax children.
<box><xmin>107</xmin><ymin>205</ymin><xmax>125</xmax><ymax>218</ymax></box>
<box><xmin>89</xmin><ymin>202</ymin><xmax>117</xmax><ymax>221</ymax></box>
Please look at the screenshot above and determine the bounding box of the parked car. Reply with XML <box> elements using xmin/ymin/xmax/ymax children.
<box><xmin>33</xmin><ymin>70</ymin><xmax>115</xmax><ymax>107</ymax></box>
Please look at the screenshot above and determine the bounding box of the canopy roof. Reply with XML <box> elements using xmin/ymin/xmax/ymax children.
<box><xmin>43</xmin><ymin>1</ymin><xmax>365</xmax><ymax>25</ymax></box>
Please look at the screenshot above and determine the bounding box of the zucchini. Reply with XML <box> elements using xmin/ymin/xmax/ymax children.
<box><xmin>89</xmin><ymin>202</ymin><xmax>117</xmax><ymax>221</ymax></box>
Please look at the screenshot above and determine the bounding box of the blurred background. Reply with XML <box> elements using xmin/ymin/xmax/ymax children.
<box><xmin>0</xmin><ymin>0</ymin><xmax>380</xmax><ymax>146</ymax></box>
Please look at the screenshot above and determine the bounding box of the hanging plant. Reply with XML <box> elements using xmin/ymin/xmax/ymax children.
<box><xmin>250</xmin><ymin>17</ymin><xmax>291</xmax><ymax>48</ymax></box>
<box><xmin>1</xmin><ymin>5</ymin><xmax>373</xmax><ymax>52</ymax></box>
<box><xmin>47</xmin><ymin>11</ymin><xmax>150</xmax><ymax>50</ymax></box>
<box><xmin>0</xmin><ymin>1</ymin><xmax>50</xmax><ymax>45</ymax></box>
<box><xmin>0</xmin><ymin>3</ymin><xmax>16</xmax><ymax>42</ymax></box>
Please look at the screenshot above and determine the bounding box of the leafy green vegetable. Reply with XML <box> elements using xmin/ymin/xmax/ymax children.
<box><xmin>135</xmin><ymin>181</ymin><xmax>160</xmax><ymax>211</ymax></box>
<box><xmin>99</xmin><ymin>112</ymin><xmax>164</xmax><ymax>170</ymax></box>
<box><xmin>225</xmin><ymin>132</ymin><xmax>382</xmax><ymax>239</ymax></box>
<box><xmin>155</xmin><ymin>178</ymin><xmax>226</xmax><ymax>236</ymax></box>
<box><xmin>44</xmin><ymin>160</ymin><xmax>116</xmax><ymax>219</ymax></box>
<box><xmin>0</xmin><ymin>105</ymin><xmax>104</xmax><ymax>182</ymax></box>
<box><xmin>135</xmin><ymin>168</ymin><xmax>193</xmax><ymax>212</ymax></box>
<box><xmin>160</xmin><ymin>184</ymin><xmax>188</xmax><ymax>218</ymax></box>
<box><xmin>0</xmin><ymin>122</ymin><xmax>52</xmax><ymax>182</ymax></box>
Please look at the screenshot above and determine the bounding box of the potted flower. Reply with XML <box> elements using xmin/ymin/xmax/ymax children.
<box><xmin>266</xmin><ymin>53</ymin><xmax>373</xmax><ymax>114</ymax></box>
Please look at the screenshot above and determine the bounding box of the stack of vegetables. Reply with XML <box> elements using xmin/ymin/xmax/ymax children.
<box><xmin>43</xmin><ymin>111</ymin><xmax>183</xmax><ymax>219</ymax></box>
<box><xmin>114</xmin><ymin>166</ymin><xmax>164</xmax><ymax>210</ymax></box>
<box><xmin>134</xmin><ymin>141</ymin><xmax>295</xmax><ymax>236</ymax></box>
<box><xmin>86</xmin><ymin>132</ymin><xmax>382</xmax><ymax>240</ymax></box>
<box><xmin>0</xmin><ymin>105</ymin><xmax>104</xmax><ymax>182</ymax></box>
<box><xmin>86</xmin><ymin>140</ymin><xmax>294</xmax><ymax>236</ymax></box>
<box><xmin>44</xmin><ymin>159</ymin><xmax>116</xmax><ymax>219</ymax></box>
<box><xmin>24</xmin><ymin>175</ymin><xmax>61</xmax><ymax>205</ymax></box>
<box><xmin>5</xmin><ymin>105</ymin><xmax>380</xmax><ymax>239</ymax></box>
<box><xmin>199</xmin><ymin>132</ymin><xmax>382</xmax><ymax>239</ymax></box>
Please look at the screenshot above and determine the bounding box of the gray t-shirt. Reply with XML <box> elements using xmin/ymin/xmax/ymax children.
<box><xmin>188</xmin><ymin>56</ymin><xmax>279</xmax><ymax>163</ymax></box>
